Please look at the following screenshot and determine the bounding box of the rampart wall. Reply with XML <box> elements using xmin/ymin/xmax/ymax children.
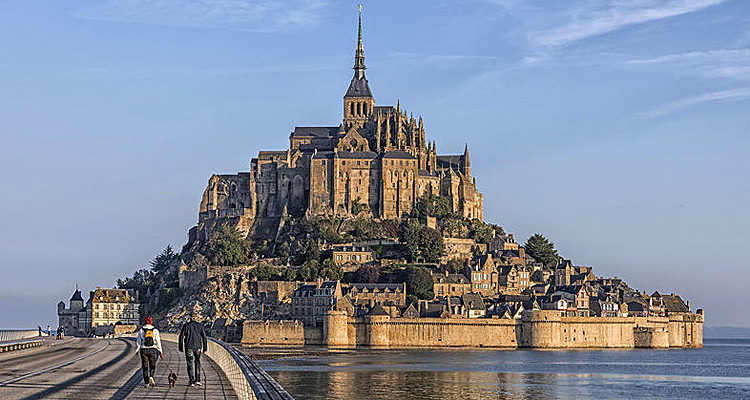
<box><xmin>243</xmin><ymin>309</ymin><xmax>703</xmax><ymax>349</ymax></box>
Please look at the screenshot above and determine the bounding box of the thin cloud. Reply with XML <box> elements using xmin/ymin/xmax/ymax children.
<box><xmin>528</xmin><ymin>0</ymin><xmax>726</xmax><ymax>49</ymax></box>
<box><xmin>636</xmin><ymin>87</ymin><xmax>750</xmax><ymax>118</ymax></box>
<box><xmin>73</xmin><ymin>0</ymin><xmax>329</xmax><ymax>32</ymax></box>
<box><xmin>375</xmin><ymin>52</ymin><xmax>498</xmax><ymax>69</ymax></box>
<box><xmin>626</xmin><ymin>49</ymin><xmax>750</xmax><ymax>80</ymax></box>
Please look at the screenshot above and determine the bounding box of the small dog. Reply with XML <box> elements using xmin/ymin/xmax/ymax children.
<box><xmin>168</xmin><ymin>370</ymin><xmax>177</xmax><ymax>387</ymax></box>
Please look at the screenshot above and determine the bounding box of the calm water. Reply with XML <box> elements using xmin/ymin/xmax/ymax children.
<box><xmin>240</xmin><ymin>339</ymin><xmax>750</xmax><ymax>400</ymax></box>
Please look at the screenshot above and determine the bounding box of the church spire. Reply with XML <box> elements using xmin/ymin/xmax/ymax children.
<box><xmin>463</xmin><ymin>144</ymin><xmax>471</xmax><ymax>177</ymax></box>
<box><xmin>354</xmin><ymin>4</ymin><xmax>366</xmax><ymax>77</ymax></box>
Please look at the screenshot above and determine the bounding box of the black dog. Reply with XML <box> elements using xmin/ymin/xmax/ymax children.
<box><xmin>168</xmin><ymin>370</ymin><xmax>177</xmax><ymax>387</ymax></box>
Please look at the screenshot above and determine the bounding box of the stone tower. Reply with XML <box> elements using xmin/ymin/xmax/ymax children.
<box><xmin>343</xmin><ymin>6</ymin><xmax>375</xmax><ymax>130</ymax></box>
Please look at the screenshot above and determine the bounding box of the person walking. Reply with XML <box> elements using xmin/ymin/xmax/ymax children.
<box><xmin>178</xmin><ymin>312</ymin><xmax>207</xmax><ymax>387</ymax></box>
<box><xmin>135</xmin><ymin>316</ymin><xmax>163</xmax><ymax>388</ymax></box>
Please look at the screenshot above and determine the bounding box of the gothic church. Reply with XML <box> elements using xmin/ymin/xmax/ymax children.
<box><xmin>199</xmin><ymin>10</ymin><xmax>483</xmax><ymax>237</ymax></box>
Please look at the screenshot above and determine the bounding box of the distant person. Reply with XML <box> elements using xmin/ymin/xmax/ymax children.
<box><xmin>59</xmin><ymin>326</ymin><xmax>65</xmax><ymax>339</ymax></box>
<box><xmin>178</xmin><ymin>312</ymin><xmax>207</xmax><ymax>387</ymax></box>
<box><xmin>47</xmin><ymin>325</ymin><xmax>51</xmax><ymax>336</ymax></box>
<box><xmin>135</xmin><ymin>316</ymin><xmax>163</xmax><ymax>388</ymax></box>
<box><xmin>38</xmin><ymin>326</ymin><xmax>42</xmax><ymax>337</ymax></box>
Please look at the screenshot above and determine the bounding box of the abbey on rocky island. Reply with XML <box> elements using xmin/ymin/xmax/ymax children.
<box><xmin>198</xmin><ymin>10</ymin><xmax>482</xmax><ymax>237</ymax></box>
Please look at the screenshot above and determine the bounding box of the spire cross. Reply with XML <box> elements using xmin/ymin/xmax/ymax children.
<box><xmin>354</xmin><ymin>4</ymin><xmax>366</xmax><ymax>75</ymax></box>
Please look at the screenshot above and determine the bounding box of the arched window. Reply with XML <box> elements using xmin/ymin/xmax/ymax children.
<box><xmin>363</xmin><ymin>102</ymin><xmax>368</xmax><ymax>114</ymax></box>
<box><xmin>350</xmin><ymin>103</ymin><xmax>355</xmax><ymax>116</ymax></box>
<box><xmin>357</xmin><ymin>102</ymin><xmax>362</xmax><ymax>115</ymax></box>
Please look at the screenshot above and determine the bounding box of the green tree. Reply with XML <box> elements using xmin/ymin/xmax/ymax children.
<box><xmin>446</xmin><ymin>258</ymin><xmax>465</xmax><ymax>275</ymax></box>
<box><xmin>405</xmin><ymin>266</ymin><xmax>434</xmax><ymax>300</ymax></box>
<box><xmin>298</xmin><ymin>260</ymin><xmax>320</xmax><ymax>281</ymax></box>
<box><xmin>399</xmin><ymin>220</ymin><xmax>444</xmax><ymax>263</ymax></box>
<box><xmin>468</xmin><ymin>219</ymin><xmax>494</xmax><ymax>245</ymax></box>
<box><xmin>300</xmin><ymin>239</ymin><xmax>320</xmax><ymax>264</ymax></box>
<box><xmin>406</xmin><ymin>294</ymin><xmax>419</xmax><ymax>307</ymax></box>
<box><xmin>207</xmin><ymin>226</ymin><xmax>249</xmax><ymax>266</ymax></box>
<box><xmin>150</xmin><ymin>245</ymin><xmax>179</xmax><ymax>273</ymax></box>
<box><xmin>419</xmin><ymin>226</ymin><xmax>445</xmax><ymax>263</ymax></box>
<box><xmin>399</xmin><ymin>219</ymin><xmax>422</xmax><ymax>262</ymax></box>
<box><xmin>355</xmin><ymin>264</ymin><xmax>381</xmax><ymax>283</ymax></box>
<box><xmin>319</xmin><ymin>259</ymin><xmax>344</xmax><ymax>281</ymax></box>
<box><xmin>412</xmin><ymin>193</ymin><xmax>452</xmax><ymax>220</ymax></box>
<box><xmin>524</xmin><ymin>233</ymin><xmax>560</xmax><ymax>268</ymax></box>
<box><xmin>252</xmin><ymin>262</ymin><xmax>280</xmax><ymax>281</ymax></box>
<box><xmin>350</xmin><ymin>198</ymin><xmax>367</xmax><ymax>216</ymax></box>
<box><xmin>282</xmin><ymin>267</ymin><xmax>298</xmax><ymax>281</ymax></box>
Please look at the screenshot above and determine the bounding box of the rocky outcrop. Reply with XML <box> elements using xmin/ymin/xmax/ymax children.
<box><xmin>157</xmin><ymin>269</ymin><xmax>291</xmax><ymax>332</ymax></box>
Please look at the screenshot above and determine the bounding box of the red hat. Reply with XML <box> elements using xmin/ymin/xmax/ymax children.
<box><xmin>144</xmin><ymin>316</ymin><xmax>153</xmax><ymax>324</ymax></box>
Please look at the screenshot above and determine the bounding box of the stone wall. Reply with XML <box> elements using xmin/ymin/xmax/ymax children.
<box><xmin>242</xmin><ymin>320</ymin><xmax>305</xmax><ymax>346</ymax></box>
<box><xmin>242</xmin><ymin>309</ymin><xmax>703</xmax><ymax>349</ymax></box>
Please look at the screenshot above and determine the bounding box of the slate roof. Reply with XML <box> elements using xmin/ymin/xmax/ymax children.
<box><xmin>626</xmin><ymin>301</ymin><xmax>647</xmax><ymax>312</ymax></box>
<box><xmin>555</xmin><ymin>285</ymin><xmax>586</xmax><ymax>295</ymax></box>
<box><xmin>334</xmin><ymin>151</ymin><xmax>378</xmax><ymax>159</ymax></box>
<box><xmin>70</xmin><ymin>290</ymin><xmax>84</xmax><ymax>302</ymax></box>
<box><xmin>662</xmin><ymin>294</ymin><xmax>690</xmax><ymax>313</ymax></box>
<box><xmin>320</xmin><ymin>281</ymin><xmax>339</xmax><ymax>289</ymax></box>
<box><xmin>433</xmin><ymin>273</ymin><xmax>468</xmax><ymax>284</ymax></box>
<box><xmin>382</xmin><ymin>151</ymin><xmax>417</xmax><ymax>159</ymax></box>
<box><xmin>462</xmin><ymin>293</ymin><xmax>485</xmax><ymax>311</ymax></box>
<box><xmin>345</xmin><ymin>75</ymin><xmax>373</xmax><ymax>98</ymax></box>
<box><xmin>422</xmin><ymin>303</ymin><xmax>446</xmax><ymax>318</ymax></box>
<box><xmin>291</xmin><ymin>126</ymin><xmax>340</xmax><ymax>138</ymax></box>
<box><xmin>293</xmin><ymin>285</ymin><xmax>318</xmax><ymax>297</ymax></box>
<box><xmin>436</xmin><ymin>155</ymin><xmax>463</xmax><ymax>168</ymax></box>
<box><xmin>312</xmin><ymin>151</ymin><xmax>334</xmax><ymax>159</ymax></box>
<box><xmin>369</xmin><ymin>304</ymin><xmax>389</xmax><ymax>316</ymax></box>
<box><xmin>347</xmin><ymin>283</ymin><xmax>404</xmax><ymax>292</ymax></box>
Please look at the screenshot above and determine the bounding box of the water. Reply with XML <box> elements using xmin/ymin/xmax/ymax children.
<box><xmin>240</xmin><ymin>339</ymin><xmax>750</xmax><ymax>400</ymax></box>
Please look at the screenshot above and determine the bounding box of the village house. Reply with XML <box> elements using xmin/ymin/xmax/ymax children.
<box><xmin>89</xmin><ymin>287</ymin><xmax>140</xmax><ymax>329</ymax></box>
<box><xmin>462</xmin><ymin>293</ymin><xmax>486</xmax><ymax>318</ymax></box>
<box><xmin>343</xmin><ymin>282</ymin><xmax>406</xmax><ymax>307</ymax></box>
<box><xmin>432</xmin><ymin>271</ymin><xmax>471</xmax><ymax>298</ymax></box>
<box><xmin>291</xmin><ymin>280</ymin><xmax>343</xmax><ymax>326</ymax></box>
<box><xmin>590</xmin><ymin>295</ymin><xmax>619</xmax><ymax>317</ymax></box>
<box><xmin>331</xmin><ymin>243</ymin><xmax>375</xmax><ymax>266</ymax></box>
<box><xmin>465</xmin><ymin>254</ymin><xmax>498</xmax><ymax>297</ymax></box>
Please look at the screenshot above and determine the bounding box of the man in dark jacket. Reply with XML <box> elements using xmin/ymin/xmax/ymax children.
<box><xmin>178</xmin><ymin>311</ymin><xmax>207</xmax><ymax>387</ymax></box>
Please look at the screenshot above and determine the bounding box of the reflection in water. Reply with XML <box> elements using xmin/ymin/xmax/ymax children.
<box><xmin>271</xmin><ymin>369</ymin><xmax>562</xmax><ymax>400</ymax></box>
<box><xmin>243</xmin><ymin>340</ymin><xmax>750</xmax><ymax>400</ymax></box>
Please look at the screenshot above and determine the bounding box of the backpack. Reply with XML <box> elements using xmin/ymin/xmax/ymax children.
<box><xmin>143</xmin><ymin>327</ymin><xmax>155</xmax><ymax>347</ymax></box>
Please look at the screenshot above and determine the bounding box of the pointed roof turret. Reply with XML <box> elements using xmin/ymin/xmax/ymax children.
<box><xmin>70</xmin><ymin>289</ymin><xmax>83</xmax><ymax>302</ymax></box>
<box><xmin>463</xmin><ymin>143</ymin><xmax>471</xmax><ymax>176</ymax></box>
<box><xmin>345</xmin><ymin>5</ymin><xmax>373</xmax><ymax>98</ymax></box>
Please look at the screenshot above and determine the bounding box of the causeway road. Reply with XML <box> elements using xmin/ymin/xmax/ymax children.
<box><xmin>0</xmin><ymin>336</ymin><xmax>237</xmax><ymax>400</ymax></box>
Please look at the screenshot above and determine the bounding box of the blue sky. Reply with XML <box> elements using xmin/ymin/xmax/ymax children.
<box><xmin>0</xmin><ymin>0</ymin><xmax>748</xmax><ymax>328</ymax></box>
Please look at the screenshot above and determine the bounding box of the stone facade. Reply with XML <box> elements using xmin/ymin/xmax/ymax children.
<box><xmin>196</xmin><ymin>10</ymin><xmax>483</xmax><ymax>239</ymax></box>
<box><xmin>57</xmin><ymin>287</ymin><xmax>140</xmax><ymax>336</ymax></box>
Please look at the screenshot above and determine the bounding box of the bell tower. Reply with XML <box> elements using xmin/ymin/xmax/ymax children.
<box><xmin>343</xmin><ymin>5</ymin><xmax>375</xmax><ymax>130</ymax></box>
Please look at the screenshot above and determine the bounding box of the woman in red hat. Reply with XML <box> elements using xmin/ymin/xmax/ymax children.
<box><xmin>135</xmin><ymin>316</ymin><xmax>163</xmax><ymax>388</ymax></box>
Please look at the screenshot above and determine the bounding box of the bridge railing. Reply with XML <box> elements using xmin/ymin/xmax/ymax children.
<box><xmin>160</xmin><ymin>333</ymin><xmax>294</xmax><ymax>400</ymax></box>
<box><xmin>0</xmin><ymin>329</ymin><xmax>41</xmax><ymax>343</ymax></box>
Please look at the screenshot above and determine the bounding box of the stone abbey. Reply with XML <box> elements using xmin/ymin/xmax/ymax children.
<box><xmin>199</xmin><ymin>10</ymin><xmax>482</xmax><ymax>236</ymax></box>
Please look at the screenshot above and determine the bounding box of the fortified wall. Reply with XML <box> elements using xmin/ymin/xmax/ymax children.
<box><xmin>242</xmin><ymin>310</ymin><xmax>703</xmax><ymax>349</ymax></box>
